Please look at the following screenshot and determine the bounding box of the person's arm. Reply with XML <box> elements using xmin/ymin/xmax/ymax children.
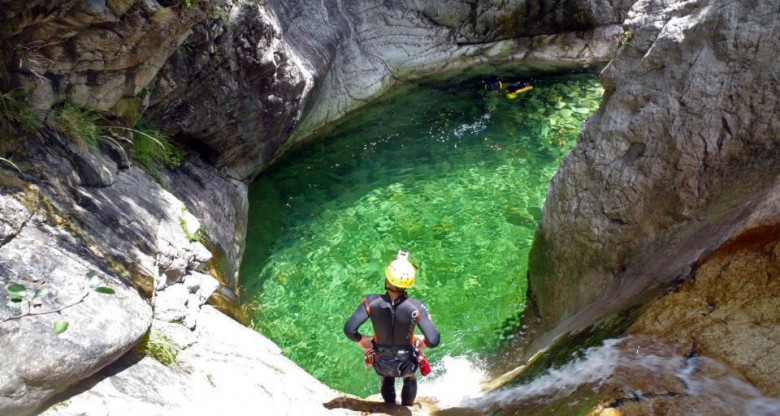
<box><xmin>344</xmin><ymin>298</ymin><xmax>371</xmax><ymax>348</ymax></box>
<box><xmin>416</xmin><ymin>302</ymin><xmax>440</xmax><ymax>348</ymax></box>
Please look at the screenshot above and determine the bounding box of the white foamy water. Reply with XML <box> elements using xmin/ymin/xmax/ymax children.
<box><xmin>452</xmin><ymin>113</ymin><xmax>491</xmax><ymax>138</ymax></box>
<box><xmin>465</xmin><ymin>339</ymin><xmax>622</xmax><ymax>408</ymax></box>
<box><xmin>449</xmin><ymin>337</ymin><xmax>780</xmax><ymax>415</ymax></box>
<box><xmin>419</xmin><ymin>355</ymin><xmax>490</xmax><ymax>408</ymax></box>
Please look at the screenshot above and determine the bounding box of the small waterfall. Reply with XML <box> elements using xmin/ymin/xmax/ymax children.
<box><xmin>420</xmin><ymin>356</ymin><xmax>490</xmax><ymax>408</ymax></box>
<box><xmin>430</xmin><ymin>337</ymin><xmax>780</xmax><ymax>415</ymax></box>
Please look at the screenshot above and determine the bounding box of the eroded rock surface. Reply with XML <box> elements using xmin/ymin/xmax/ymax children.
<box><xmin>629</xmin><ymin>227</ymin><xmax>780</xmax><ymax>398</ymax></box>
<box><xmin>38</xmin><ymin>306</ymin><xmax>359</xmax><ymax>416</ymax></box>
<box><xmin>528</xmin><ymin>0</ymin><xmax>780</xmax><ymax>338</ymax></box>
<box><xmin>0</xmin><ymin>131</ymin><xmax>242</xmax><ymax>415</ymax></box>
<box><xmin>0</xmin><ymin>0</ymin><xmax>206</xmax><ymax>111</ymax></box>
<box><xmin>145</xmin><ymin>1</ymin><xmax>312</xmax><ymax>179</ymax></box>
<box><xmin>267</xmin><ymin>0</ymin><xmax>628</xmax><ymax>151</ymax></box>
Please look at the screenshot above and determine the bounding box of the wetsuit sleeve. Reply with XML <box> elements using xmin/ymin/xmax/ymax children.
<box><xmin>343</xmin><ymin>298</ymin><xmax>370</xmax><ymax>342</ymax></box>
<box><xmin>417</xmin><ymin>302</ymin><xmax>440</xmax><ymax>348</ymax></box>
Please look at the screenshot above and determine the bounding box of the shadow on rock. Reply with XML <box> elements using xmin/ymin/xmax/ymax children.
<box><xmin>323</xmin><ymin>396</ymin><xmax>412</xmax><ymax>415</ymax></box>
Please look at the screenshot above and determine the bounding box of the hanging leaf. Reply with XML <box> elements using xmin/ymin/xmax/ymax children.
<box><xmin>6</xmin><ymin>284</ymin><xmax>27</xmax><ymax>300</ymax></box>
<box><xmin>7</xmin><ymin>299</ymin><xmax>22</xmax><ymax>308</ymax></box>
<box><xmin>53</xmin><ymin>321</ymin><xmax>69</xmax><ymax>334</ymax></box>
<box><xmin>94</xmin><ymin>287</ymin><xmax>115</xmax><ymax>295</ymax></box>
<box><xmin>33</xmin><ymin>288</ymin><xmax>49</xmax><ymax>300</ymax></box>
<box><xmin>87</xmin><ymin>272</ymin><xmax>100</xmax><ymax>289</ymax></box>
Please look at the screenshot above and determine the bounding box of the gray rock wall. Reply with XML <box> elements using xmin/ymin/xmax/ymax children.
<box><xmin>2</xmin><ymin>0</ymin><xmax>630</xmax><ymax>179</ymax></box>
<box><xmin>527</xmin><ymin>0</ymin><xmax>780</xmax><ymax>341</ymax></box>
<box><xmin>0</xmin><ymin>131</ymin><xmax>233</xmax><ymax>415</ymax></box>
<box><xmin>144</xmin><ymin>1</ymin><xmax>313</xmax><ymax>180</ymax></box>
<box><xmin>0</xmin><ymin>0</ymin><xmax>206</xmax><ymax>111</ymax></box>
<box><xmin>266</xmin><ymin>0</ymin><xmax>630</xmax><ymax>159</ymax></box>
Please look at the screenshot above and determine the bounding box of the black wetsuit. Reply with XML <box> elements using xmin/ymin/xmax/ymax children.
<box><xmin>344</xmin><ymin>293</ymin><xmax>440</xmax><ymax>405</ymax></box>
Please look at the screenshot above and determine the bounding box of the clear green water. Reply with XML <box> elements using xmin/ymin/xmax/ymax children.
<box><xmin>240</xmin><ymin>73</ymin><xmax>603</xmax><ymax>396</ymax></box>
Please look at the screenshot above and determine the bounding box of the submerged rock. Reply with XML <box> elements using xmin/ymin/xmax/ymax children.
<box><xmin>503</xmin><ymin>207</ymin><xmax>538</xmax><ymax>230</ymax></box>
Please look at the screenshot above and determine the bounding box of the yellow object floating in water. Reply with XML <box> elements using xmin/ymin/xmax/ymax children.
<box><xmin>506</xmin><ymin>85</ymin><xmax>533</xmax><ymax>99</ymax></box>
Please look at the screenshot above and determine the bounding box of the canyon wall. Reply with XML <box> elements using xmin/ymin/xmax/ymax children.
<box><xmin>526</xmin><ymin>0</ymin><xmax>779</xmax><ymax>393</ymax></box>
<box><xmin>0</xmin><ymin>0</ymin><xmax>629</xmax><ymax>414</ymax></box>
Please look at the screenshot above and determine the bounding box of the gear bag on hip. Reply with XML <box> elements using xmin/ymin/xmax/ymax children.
<box><xmin>372</xmin><ymin>345</ymin><xmax>418</xmax><ymax>378</ymax></box>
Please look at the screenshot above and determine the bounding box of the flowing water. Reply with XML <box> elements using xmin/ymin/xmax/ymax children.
<box><xmin>240</xmin><ymin>73</ymin><xmax>604</xmax><ymax>396</ymax></box>
<box><xmin>431</xmin><ymin>336</ymin><xmax>780</xmax><ymax>415</ymax></box>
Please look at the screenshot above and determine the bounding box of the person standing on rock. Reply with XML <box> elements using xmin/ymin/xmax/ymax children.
<box><xmin>344</xmin><ymin>249</ymin><xmax>440</xmax><ymax>406</ymax></box>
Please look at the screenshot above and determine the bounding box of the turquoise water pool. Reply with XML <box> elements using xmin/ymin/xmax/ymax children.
<box><xmin>240</xmin><ymin>73</ymin><xmax>603</xmax><ymax>396</ymax></box>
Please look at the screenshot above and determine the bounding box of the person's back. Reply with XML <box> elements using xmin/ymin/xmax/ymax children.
<box><xmin>355</xmin><ymin>294</ymin><xmax>439</xmax><ymax>347</ymax></box>
<box><xmin>343</xmin><ymin>250</ymin><xmax>440</xmax><ymax>406</ymax></box>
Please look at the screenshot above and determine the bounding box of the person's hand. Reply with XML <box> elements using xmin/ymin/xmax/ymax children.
<box><xmin>358</xmin><ymin>336</ymin><xmax>373</xmax><ymax>351</ymax></box>
<box><xmin>414</xmin><ymin>335</ymin><xmax>427</xmax><ymax>351</ymax></box>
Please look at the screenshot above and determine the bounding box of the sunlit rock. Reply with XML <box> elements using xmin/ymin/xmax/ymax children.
<box><xmin>529</xmin><ymin>0</ymin><xmax>780</xmax><ymax>333</ymax></box>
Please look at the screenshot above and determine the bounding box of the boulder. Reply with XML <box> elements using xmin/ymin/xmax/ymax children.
<box><xmin>0</xmin><ymin>224</ymin><xmax>152</xmax><ymax>416</ymax></box>
<box><xmin>38</xmin><ymin>306</ymin><xmax>361</xmax><ymax>416</ymax></box>
<box><xmin>0</xmin><ymin>131</ymin><xmax>232</xmax><ymax>415</ymax></box>
<box><xmin>628</xmin><ymin>227</ymin><xmax>780</xmax><ymax>398</ymax></box>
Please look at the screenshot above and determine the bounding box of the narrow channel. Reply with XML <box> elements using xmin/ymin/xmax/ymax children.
<box><xmin>239</xmin><ymin>72</ymin><xmax>604</xmax><ymax>396</ymax></box>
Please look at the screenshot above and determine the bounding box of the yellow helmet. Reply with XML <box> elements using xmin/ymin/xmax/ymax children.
<box><xmin>385</xmin><ymin>249</ymin><xmax>416</xmax><ymax>289</ymax></box>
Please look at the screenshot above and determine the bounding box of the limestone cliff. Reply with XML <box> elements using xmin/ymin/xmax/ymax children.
<box><xmin>525</xmin><ymin>0</ymin><xmax>779</xmax><ymax>394</ymax></box>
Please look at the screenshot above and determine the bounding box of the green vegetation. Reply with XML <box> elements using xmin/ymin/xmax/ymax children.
<box><xmin>136</xmin><ymin>330</ymin><xmax>179</xmax><ymax>367</ymax></box>
<box><xmin>621</xmin><ymin>29</ymin><xmax>632</xmax><ymax>46</ymax></box>
<box><xmin>48</xmin><ymin>101</ymin><xmax>102</xmax><ymax>148</ymax></box>
<box><xmin>3</xmin><ymin>271</ymin><xmax>115</xmax><ymax>334</ymax></box>
<box><xmin>0</xmin><ymin>157</ymin><xmax>22</xmax><ymax>173</ymax></box>
<box><xmin>1</xmin><ymin>89</ymin><xmax>184</xmax><ymax>179</ymax></box>
<box><xmin>131</xmin><ymin>122</ymin><xmax>184</xmax><ymax>171</ymax></box>
<box><xmin>180</xmin><ymin>208</ymin><xmax>206</xmax><ymax>243</ymax></box>
<box><xmin>0</xmin><ymin>88</ymin><xmax>43</xmax><ymax>131</ymax></box>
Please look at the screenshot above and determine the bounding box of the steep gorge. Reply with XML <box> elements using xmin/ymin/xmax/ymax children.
<box><xmin>0</xmin><ymin>0</ymin><xmax>777</xmax><ymax>414</ymax></box>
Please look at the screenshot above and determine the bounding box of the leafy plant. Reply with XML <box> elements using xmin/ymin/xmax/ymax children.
<box><xmin>0</xmin><ymin>157</ymin><xmax>22</xmax><ymax>173</ymax></box>
<box><xmin>53</xmin><ymin>320</ymin><xmax>69</xmax><ymax>334</ymax></box>
<box><xmin>2</xmin><ymin>271</ymin><xmax>115</xmax><ymax>334</ymax></box>
<box><xmin>621</xmin><ymin>29</ymin><xmax>632</xmax><ymax>46</ymax></box>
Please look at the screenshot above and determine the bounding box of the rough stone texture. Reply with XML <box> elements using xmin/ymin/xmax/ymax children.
<box><xmin>38</xmin><ymin>306</ymin><xmax>361</xmax><ymax>416</ymax></box>
<box><xmin>2</xmin><ymin>0</ymin><xmax>630</xmax><ymax>180</ymax></box>
<box><xmin>154</xmin><ymin>154</ymin><xmax>248</xmax><ymax>321</ymax></box>
<box><xmin>628</xmin><ymin>228</ymin><xmax>780</xmax><ymax>398</ymax></box>
<box><xmin>527</xmin><ymin>0</ymin><xmax>780</xmax><ymax>342</ymax></box>
<box><xmin>0</xmin><ymin>223</ymin><xmax>152</xmax><ymax>416</ymax></box>
<box><xmin>145</xmin><ymin>1</ymin><xmax>313</xmax><ymax>180</ymax></box>
<box><xmin>267</xmin><ymin>0</ymin><xmax>629</xmax><ymax>152</ymax></box>
<box><xmin>153</xmin><ymin>271</ymin><xmax>219</xmax><ymax>329</ymax></box>
<box><xmin>0</xmin><ymin>130</ymin><xmax>238</xmax><ymax>415</ymax></box>
<box><xmin>0</xmin><ymin>0</ymin><xmax>206</xmax><ymax>111</ymax></box>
